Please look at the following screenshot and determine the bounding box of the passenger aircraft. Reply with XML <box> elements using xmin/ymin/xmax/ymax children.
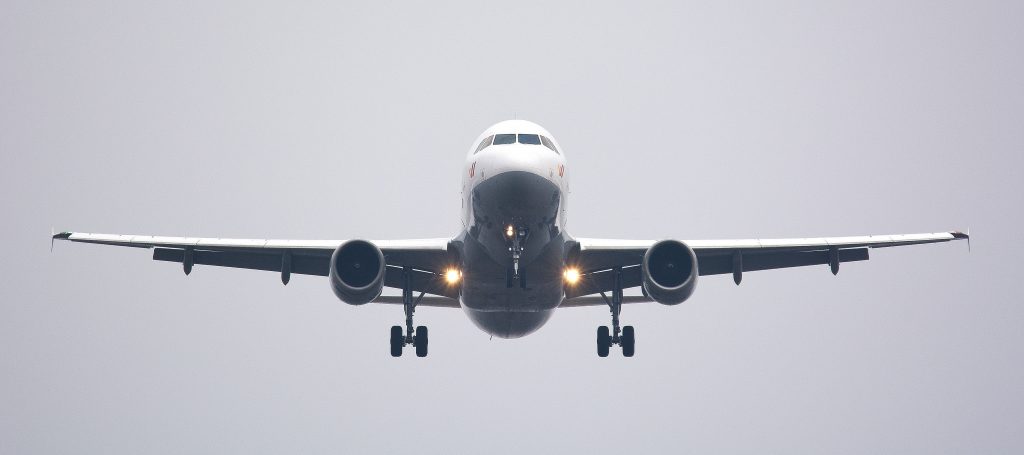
<box><xmin>53</xmin><ymin>120</ymin><xmax>969</xmax><ymax>357</ymax></box>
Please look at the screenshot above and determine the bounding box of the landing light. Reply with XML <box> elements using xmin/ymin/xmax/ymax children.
<box><xmin>506</xmin><ymin>225</ymin><xmax>515</xmax><ymax>238</ymax></box>
<box><xmin>563</xmin><ymin>267</ymin><xmax>581</xmax><ymax>285</ymax></box>
<box><xmin>445</xmin><ymin>268</ymin><xmax>462</xmax><ymax>284</ymax></box>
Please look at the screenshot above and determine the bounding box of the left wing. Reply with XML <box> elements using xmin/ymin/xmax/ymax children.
<box><xmin>567</xmin><ymin>231</ymin><xmax>969</xmax><ymax>300</ymax></box>
<box><xmin>52</xmin><ymin>231</ymin><xmax>459</xmax><ymax>300</ymax></box>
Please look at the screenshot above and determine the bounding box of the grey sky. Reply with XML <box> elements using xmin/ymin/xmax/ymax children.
<box><xmin>2</xmin><ymin>0</ymin><xmax>1022</xmax><ymax>453</ymax></box>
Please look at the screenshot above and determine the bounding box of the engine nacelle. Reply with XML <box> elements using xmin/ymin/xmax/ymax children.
<box><xmin>329</xmin><ymin>240</ymin><xmax>386</xmax><ymax>305</ymax></box>
<box><xmin>641</xmin><ymin>240</ymin><xmax>699</xmax><ymax>305</ymax></box>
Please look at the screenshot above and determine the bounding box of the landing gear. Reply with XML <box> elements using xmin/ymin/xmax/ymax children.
<box><xmin>505</xmin><ymin>224</ymin><xmax>529</xmax><ymax>289</ymax></box>
<box><xmin>390</xmin><ymin>266</ymin><xmax>429</xmax><ymax>357</ymax></box>
<box><xmin>596</xmin><ymin>267</ymin><xmax>635</xmax><ymax>357</ymax></box>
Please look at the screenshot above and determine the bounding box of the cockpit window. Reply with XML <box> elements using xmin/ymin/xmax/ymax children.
<box><xmin>483</xmin><ymin>133</ymin><xmax>558</xmax><ymax>153</ymax></box>
<box><xmin>517</xmin><ymin>134</ymin><xmax>541</xmax><ymax>145</ymax></box>
<box><xmin>493</xmin><ymin>134</ymin><xmax>516</xmax><ymax>145</ymax></box>
<box><xmin>540</xmin><ymin>136</ymin><xmax>558</xmax><ymax>153</ymax></box>
<box><xmin>475</xmin><ymin>135</ymin><xmax>493</xmax><ymax>153</ymax></box>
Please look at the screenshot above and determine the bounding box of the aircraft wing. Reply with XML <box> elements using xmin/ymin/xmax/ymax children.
<box><xmin>565</xmin><ymin>231</ymin><xmax>969</xmax><ymax>300</ymax></box>
<box><xmin>51</xmin><ymin>231</ymin><xmax>459</xmax><ymax>300</ymax></box>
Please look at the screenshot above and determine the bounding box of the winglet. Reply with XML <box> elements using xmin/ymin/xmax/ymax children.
<box><xmin>51</xmin><ymin>230</ymin><xmax>72</xmax><ymax>252</ymax></box>
<box><xmin>951</xmin><ymin>229</ymin><xmax>970</xmax><ymax>252</ymax></box>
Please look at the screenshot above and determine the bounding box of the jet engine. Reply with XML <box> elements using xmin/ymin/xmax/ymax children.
<box><xmin>641</xmin><ymin>240</ymin><xmax>699</xmax><ymax>305</ymax></box>
<box><xmin>329</xmin><ymin>240</ymin><xmax>386</xmax><ymax>305</ymax></box>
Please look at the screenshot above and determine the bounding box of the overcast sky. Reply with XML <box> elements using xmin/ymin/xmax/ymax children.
<box><xmin>2</xmin><ymin>1</ymin><xmax>1022</xmax><ymax>453</ymax></box>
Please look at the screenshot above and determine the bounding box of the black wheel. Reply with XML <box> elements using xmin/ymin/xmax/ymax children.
<box><xmin>506</xmin><ymin>267</ymin><xmax>514</xmax><ymax>288</ymax></box>
<box><xmin>597</xmin><ymin>326</ymin><xmax>611</xmax><ymax>357</ymax></box>
<box><xmin>414</xmin><ymin>325</ymin><xmax>429</xmax><ymax>357</ymax></box>
<box><xmin>390</xmin><ymin>325</ymin><xmax>403</xmax><ymax>357</ymax></box>
<box><xmin>621</xmin><ymin>326</ymin><xmax>635</xmax><ymax>357</ymax></box>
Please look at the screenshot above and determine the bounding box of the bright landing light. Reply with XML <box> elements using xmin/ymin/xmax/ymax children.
<box><xmin>445</xmin><ymin>268</ymin><xmax>462</xmax><ymax>284</ymax></box>
<box><xmin>563</xmin><ymin>267</ymin><xmax>581</xmax><ymax>285</ymax></box>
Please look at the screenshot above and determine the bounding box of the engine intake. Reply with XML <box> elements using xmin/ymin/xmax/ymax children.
<box><xmin>642</xmin><ymin>240</ymin><xmax>698</xmax><ymax>305</ymax></box>
<box><xmin>330</xmin><ymin>240</ymin><xmax>385</xmax><ymax>305</ymax></box>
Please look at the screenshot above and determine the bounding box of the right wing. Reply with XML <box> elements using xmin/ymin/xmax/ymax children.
<box><xmin>566</xmin><ymin>231</ymin><xmax>969</xmax><ymax>300</ymax></box>
<box><xmin>52</xmin><ymin>231</ymin><xmax>459</xmax><ymax>300</ymax></box>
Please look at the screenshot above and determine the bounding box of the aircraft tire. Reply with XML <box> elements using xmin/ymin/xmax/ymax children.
<box><xmin>621</xmin><ymin>326</ymin><xmax>635</xmax><ymax>357</ymax></box>
<box><xmin>390</xmin><ymin>325</ymin><xmax>403</xmax><ymax>357</ymax></box>
<box><xmin>415</xmin><ymin>326</ymin><xmax>429</xmax><ymax>357</ymax></box>
<box><xmin>597</xmin><ymin>326</ymin><xmax>611</xmax><ymax>357</ymax></box>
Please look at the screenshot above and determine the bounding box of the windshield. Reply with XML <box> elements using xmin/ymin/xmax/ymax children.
<box><xmin>517</xmin><ymin>134</ymin><xmax>541</xmax><ymax>145</ymax></box>
<box><xmin>474</xmin><ymin>135</ymin><xmax>493</xmax><ymax>153</ymax></box>
<box><xmin>493</xmin><ymin>134</ymin><xmax>516</xmax><ymax>145</ymax></box>
<box><xmin>479</xmin><ymin>133</ymin><xmax>557</xmax><ymax>152</ymax></box>
<box><xmin>540</xmin><ymin>136</ymin><xmax>558</xmax><ymax>153</ymax></box>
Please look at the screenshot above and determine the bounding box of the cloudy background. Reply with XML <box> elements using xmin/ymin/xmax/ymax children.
<box><xmin>2</xmin><ymin>1</ymin><xmax>1021</xmax><ymax>453</ymax></box>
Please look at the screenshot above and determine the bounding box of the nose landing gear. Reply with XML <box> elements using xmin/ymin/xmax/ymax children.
<box><xmin>505</xmin><ymin>224</ymin><xmax>529</xmax><ymax>289</ymax></box>
<box><xmin>390</xmin><ymin>266</ymin><xmax>429</xmax><ymax>357</ymax></box>
<box><xmin>596</xmin><ymin>267</ymin><xmax>635</xmax><ymax>357</ymax></box>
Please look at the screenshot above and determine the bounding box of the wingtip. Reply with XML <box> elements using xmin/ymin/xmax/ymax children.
<box><xmin>52</xmin><ymin>231</ymin><xmax>72</xmax><ymax>240</ymax></box>
<box><xmin>951</xmin><ymin>229</ymin><xmax>970</xmax><ymax>252</ymax></box>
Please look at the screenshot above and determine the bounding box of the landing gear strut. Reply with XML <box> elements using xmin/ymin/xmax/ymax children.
<box><xmin>505</xmin><ymin>225</ymin><xmax>529</xmax><ymax>289</ymax></box>
<box><xmin>390</xmin><ymin>266</ymin><xmax>428</xmax><ymax>357</ymax></box>
<box><xmin>597</xmin><ymin>267</ymin><xmax>635</xmax><ymax>357</ymax></box>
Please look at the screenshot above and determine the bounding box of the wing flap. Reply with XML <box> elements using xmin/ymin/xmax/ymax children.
<box><xmin>697</xmin><ymin>248</ymin><xmax>869</xmax><ymax>276</ymax></box>
<box><xmin>153</xmin><ymin>248</ymin><xmax>330</xmax><ymax>276</ymax></box>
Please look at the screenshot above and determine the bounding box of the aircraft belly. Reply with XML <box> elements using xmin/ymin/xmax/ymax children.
<box><xmin>458</xmin><ymin>170</ymin><xmax>569</xmax><ymax>338</ymax></box>
<box><xmin>459</xmin><ymin>245</ymin><xmax>565</xmax><ymax>338</ymax></box>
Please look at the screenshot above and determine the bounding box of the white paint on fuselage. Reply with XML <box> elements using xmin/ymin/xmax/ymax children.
<box><xmin>462</xmin><ymin>120</ymin><xmax>569</xmax><ymax>230</ymax></box>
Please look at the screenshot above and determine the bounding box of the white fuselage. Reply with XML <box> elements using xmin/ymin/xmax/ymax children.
<box><xmin>455</xmin><ymin>120</ymin><xmax>572</xmax><ymax>338</ymax></box>
<box><xmin>461</xmin><ymin>120</ymin><xmax>569</xmax><ymax>230</ymax></box>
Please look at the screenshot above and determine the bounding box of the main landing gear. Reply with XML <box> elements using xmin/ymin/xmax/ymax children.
<box><xmin>390</xmin><ymin>266</ymin><xmax>428</xmax><ymax>357</ymax></box>
<box><xmin>597</xmin><ymin>267</ymin><xmax>635</xmax><ymax>357</ymax></box>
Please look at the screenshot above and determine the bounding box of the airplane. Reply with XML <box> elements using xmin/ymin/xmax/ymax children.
<box><xmin>52</xmin><ymin>120</ymin><xmax>969</xmax><ymax>357</ymax></box>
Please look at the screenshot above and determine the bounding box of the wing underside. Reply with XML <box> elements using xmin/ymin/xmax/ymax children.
<box><xmin>567</xmin><ymin>231</ymin><xmax>968</xmax><ymax>300</ymax></box>
<box><xmin>52</xmin><ymin>232</ymin><xmax>458</xmax><ymax>299</ymax></box>
<box><xmin>53</xmin><ymin>230</ymin><xmax>968</xmax><ymax>307</ymax></box>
